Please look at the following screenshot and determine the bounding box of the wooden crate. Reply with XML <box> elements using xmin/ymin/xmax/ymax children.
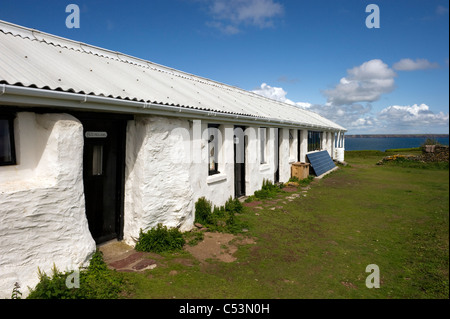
<box><xmin>291</xmin><ymin>162</ymin><xmax>310</xmax><ymax>180</ymax></box>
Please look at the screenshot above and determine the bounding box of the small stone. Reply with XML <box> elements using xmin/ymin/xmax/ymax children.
<box><xmin>133</xmin><ymin>259</ymin><xmax>157</xmax><ymax>271</ymax></box>
<box><xmin>194</xmin><ymin>222</ymin><xmax>203</xmax><ymax>228</ymax></box>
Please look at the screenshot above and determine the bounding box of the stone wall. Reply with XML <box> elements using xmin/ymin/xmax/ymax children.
<box><xmin>0</xmin><ymin>112</ymin><xmax>96</xmax><ymax>298</ymax></box>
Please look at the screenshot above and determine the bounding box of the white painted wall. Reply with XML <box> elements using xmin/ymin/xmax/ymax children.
<box><xmin>123</xmin><ymin>115</ymin><xmax>196</xmax><ymax>245</ymax></box>
<box><xmin>123</xmin><ymin>119</ymin><xmax>292</xmax><ymax>245</ymax></box>
<box><xmin>278</xmin><ymin>128</ymin><xmax>291</xmax><ymax>183</ymax></box>
<box><xmin>0</xmin><ymin>111</ymin><xmax>345</xmax><ymax>297</ymax></box>
<box><xmin>299</xmin><ymin>129</ymin><xmax>308</xmax><ymax>163</ymax></box>
<box><xmin>0</xmin><ymin>112</ymin><xmax>96</xmax><ymax>298</ymax></box>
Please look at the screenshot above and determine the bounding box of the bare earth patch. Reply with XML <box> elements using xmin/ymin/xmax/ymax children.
<box><xmin>184</xmin><ymin>232</ymin><xmax>255</xmax><ymax>263</ymax></box>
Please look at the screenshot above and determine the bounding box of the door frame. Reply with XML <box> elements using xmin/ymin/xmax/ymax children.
<box><xmin>73</xmin><ymin>112</ymin><xmax>130</xmax><ymax>244</ymax></box>
<box><xmin>234</xmin><ymin>125</ymin><xmax>246</xmax><ymax>198</ymax></box>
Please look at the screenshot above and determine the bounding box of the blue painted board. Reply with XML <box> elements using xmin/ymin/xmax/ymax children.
<box><xmin>306</xmin><ymin>150</ymin><xmax>335</xmax><ymax>176</ymax></box>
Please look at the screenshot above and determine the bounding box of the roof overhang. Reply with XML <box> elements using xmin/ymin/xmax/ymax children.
<box><xmin>1</xmin><ymin>84</ymin><xmax>344</xmax><ymax>131</ymax></box>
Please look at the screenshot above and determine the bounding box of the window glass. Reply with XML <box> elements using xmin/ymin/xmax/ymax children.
<box><xmin>208</xmin><ymin>124</ymin><xmax>220</xmax><ymax>175</ymax></box>
<box><xmin>308</xmin><ymin>131</ymin><xmax>322</xmax><ymax>152</ymax></box>
<box><xmin>0</xmin><ymin>117</ymin><xmax>15</xmax><ymax>166</ymax></box>
<box><xmin>92</xmin><ymin>145</ymin><xmax>103</xmax><ymax>176</ymax></box>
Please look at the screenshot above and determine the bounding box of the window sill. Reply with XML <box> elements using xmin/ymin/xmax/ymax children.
<box><xmin>206</xmin><ymin>173</ymin><xmax>227</xmax><ymax>184</ymax></box>
<box><xmin>259</xmin><ymin>163</ymin><xmax>270</xmax><ymax>171</ymax></box>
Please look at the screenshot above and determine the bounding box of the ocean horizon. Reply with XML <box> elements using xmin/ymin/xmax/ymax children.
<box><xmin>344</xmin><ymin>136</ymin><xmax>449</xmax><ymax>152</ymax></box>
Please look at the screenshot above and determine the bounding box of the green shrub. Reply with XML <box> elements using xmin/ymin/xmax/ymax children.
<box><xmin>254</xmin><ymin>179</ymin><xmax>283</xmax><ymax>199</ymax></box>
<box><xmin>135</xmin><ymin>224</ymin><xmax>185</xmax><ymax>253</ymax></box>
<box><xmin>288</xmin><ymin>175</ymin><xmax>314</xmax><ymax>186</ymax></box>
<box><xmin>11</xmin><ymin>282</ymin><xmax>22</xmax><ymax>299</ymax></box>
<box><xmin>195</xmin><ymin>197</ymin><xmax>213</xmax><ymax>225</ymax></box>
<box><xmin>421</xmin><ymin>138</ymin><xmax>441</xmax><ymax>147</ymax></box>
<box><xmin>27</xmin><ymin>251</ymin><xmax>124</xmax><ymax>299</ymax></box>
<box><xmin>135</xmin><ymin>223</ymin><xmax>185</xmax><ymax>253</ymax></box>
<box><xmin>194</xmin><ymin>197</ymin><xmax>248</xmax><ymax>234</ymax></box>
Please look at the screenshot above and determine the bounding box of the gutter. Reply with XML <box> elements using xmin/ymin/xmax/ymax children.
<box><xmin>0</xmin><ymin>84</ymin><xmax>346</xmax><ymax>132</ymax></box>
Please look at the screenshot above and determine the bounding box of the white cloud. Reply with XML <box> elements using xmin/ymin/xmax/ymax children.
<box><xmin>393</xmin><ymin>58</ymin><xmax>440</xmax><ymax>71</ymax></box>
<box><xmin>378</xmin><ymin>104</ymin><xmax>449</xmax><ymax>126</ymax></box>
<box><xmin>251</xmin><ymin>81</ymin><xmax>449</xmax><ymax>134</ymax></box>
<box><xmin>252</xmin><ymin>82</ymin><xmax>288</xmax><ymax>101</ymax></box>
<box><xmin>251</xmin><ymin>83</ymin><xmax>310</xmax><ymax>108</ymax></box>
<box><xmin>295</xmin><ymin>102</ymin><xmax>312</xmax><ymax>109</ymax></box>
<box><xmin>323</xmin><ymin>59</ymin><xmax>396</xmax><ymax>106</ymax></box>
<box><xmin>203</xmin><ymin>0</ymin><xmax>284</xmax><ymax>34</ymax></box>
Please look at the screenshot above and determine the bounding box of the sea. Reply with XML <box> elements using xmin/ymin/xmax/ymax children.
<box><xmin>345</xmin><ymin>136</ymin><xmax>449</xmax><ymax>151</ymax></box>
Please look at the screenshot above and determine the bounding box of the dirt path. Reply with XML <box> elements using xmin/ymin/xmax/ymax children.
<box><xmin>184</xmin><ymin>232</ymin><xmax>255</xmax><ymax>263</ymax></box>
<box><xmin>99</xmin><ymin>232</ymin><xmax>256</xmax><ymax>272</ymax></box>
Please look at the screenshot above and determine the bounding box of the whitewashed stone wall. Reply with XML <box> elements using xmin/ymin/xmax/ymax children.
<box><xmin>123</xmin><ymin>117</ymin><xmax>292</xmax><ymax>246</ymax></box>
<box><xmin>123</xmin><ymin>116</ymin><xmax>196</xmax><ymax>245</ymax></box>
<box><xmin>189</xmin><ymin>121</ymin><xmax>235</xmax><ymax>207</ymax></box>
<box><xmin>278</xmin><ymin>128</ymin><xmax>291</xmax><ymax>183</ymax></box>
<box><xmin>0</xmin><ymin>112</ymin><xmax>96</xmax><ymax>298</ymax></box>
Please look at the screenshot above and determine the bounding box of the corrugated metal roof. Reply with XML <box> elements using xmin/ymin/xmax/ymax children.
<box><xmin>0</xmin><ymin>20</ymin><xmax>346</xmax><ymax>131</ymax></box>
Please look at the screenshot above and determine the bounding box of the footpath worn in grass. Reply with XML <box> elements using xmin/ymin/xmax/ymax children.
<box><xmin>123</xmin><ymin>150</ymin><xmax>449</xmax><ymax>299</ymax></box>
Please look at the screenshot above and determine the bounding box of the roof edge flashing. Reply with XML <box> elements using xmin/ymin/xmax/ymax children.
<box><xmin>0</xmin><ymin>85</ymin><xmax>346</xmax><ymax>132</ymax></box>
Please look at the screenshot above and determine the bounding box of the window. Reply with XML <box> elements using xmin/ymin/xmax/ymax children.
<box><xmin>0</xmin><ymin>114</ymin><xmax>16</xmax><ymax>166</ymax></box>
<box><xmin>208</xmin><ymin>124</ymin><xmax>220</xmax><ymax>175</ymax></box>
<box><xmin>260</xmin><ymin>127</ymin><xmax>267</xmax><ymax>164</ymax></box>
<box><xmin>92</xmin><ymin>145</ymin><xmax>103</xmax><ymax>176</ymax></box>
<box><xmin>308</xmin><ymin>131</ymin><xmax>322</xmax><ymax>152</ymax></box>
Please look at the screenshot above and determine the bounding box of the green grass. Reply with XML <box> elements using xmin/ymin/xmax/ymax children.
<box><xmin>121</xmin><ymin>149</ymin><xmax>449</xmax><ymax>299</ymax></box>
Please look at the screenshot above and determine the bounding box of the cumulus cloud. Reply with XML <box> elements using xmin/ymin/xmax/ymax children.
<box><xmin>323</xmin><ymin>59</ymin><xmax>396</xmax><ymax>106</ymax></box>
<box><xmin>393</xmin><ymin>58</ymin><xmax>440</xmax><ymax>71</ymax></box>
<box><xmin>203</xmin><ymin>0</ymin><xmax>284</xmax><ymax>34</ymax></box>
<box><xmin>251</xmin><ymin>81</ymin><xmax>449</xmax><ymax>134</ymax></box>
<box><xmin>378</xmin><ymin>104</ymin><xmax>449</xmax><ymax>126</ymax></box>
<box><xmin>309</xmin><ymin>103</ymin><xmax>374</xmax><ymax>129</ymax></box>
<box><xmin>251</xmin><ymin>83</ymin><xmax>310</xmax><ymax>108</ymax></box>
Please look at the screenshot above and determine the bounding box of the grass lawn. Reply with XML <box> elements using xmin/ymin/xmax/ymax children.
<box><xmin>122</xmin><ymin>149</ymin><xmax>449</xmax><ymax>299</ymax></box>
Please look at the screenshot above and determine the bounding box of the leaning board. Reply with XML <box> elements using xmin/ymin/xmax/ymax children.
<box><xmin>306</xmin><ymin>150</ymin><xmax>336</xmax><ymax>176</ymax></box>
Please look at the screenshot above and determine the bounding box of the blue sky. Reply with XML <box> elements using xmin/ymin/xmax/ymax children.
<box><xmin>1</xmin><ymin>0</ymin><xmax>448</xmax><ymax>134</ymax></box>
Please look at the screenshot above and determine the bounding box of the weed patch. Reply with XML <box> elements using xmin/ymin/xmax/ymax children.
<box><xmin>194</xmin><ymin>197</ymin><xmax>248</xmax><ymax>234</ymax></box>
<box><xmin>27</xmin><ymin>251</ymin><xmax>125</xmax><ymax>299</ymax></box>
<box><xmin>135</xmin><ymin>224</ymin><xmax>185</xmax><ymax>253</ymax></box>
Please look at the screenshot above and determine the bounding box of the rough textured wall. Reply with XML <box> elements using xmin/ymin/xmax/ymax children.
<box><xmin>124</xmin><ymin>116</ymin><xmax>195</xmax><ymax>245</ymax></box>
<box><xmin>189</xmin><ymin>122</ymin><xmax>235</xmax><ymax>207</ymax></box>
<box><xmin>0</xmin><ymin>112</ymin><xmax>95</xmax><ymax>298</ymax></box>
<box><xmin>278</xmin><ymin>128</ymin><xmax>291</xmax><ymax>183</ymax></box>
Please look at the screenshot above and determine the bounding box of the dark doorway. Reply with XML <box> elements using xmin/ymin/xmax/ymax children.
<box><xmin>274</xmin><ymin>128</ymin><xmax>280</xmax><ymax>183</ymax></box>
<box><xmin>79</xmin><ymin>116</ymin><xmax>127</xmax><ymax>244</ymax></box>
<box><xmin>234</xmin><ymin>126</ymin><xmax>246</xmax><ymax>198</ymax></box>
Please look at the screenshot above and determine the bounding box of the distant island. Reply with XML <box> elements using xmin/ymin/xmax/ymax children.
<box><xmin>346</xmin><ymin>134</ymin><xmax>449</xmax><ymax>138</ymax></box>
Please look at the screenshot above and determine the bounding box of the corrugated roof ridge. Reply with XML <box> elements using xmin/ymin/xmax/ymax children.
<box><xmin>0</xmin><ymin>19</ymin><xmax>345</xmax><ymax>130</ymax></box>
<box><xmin>0</xmin><ymin>20</ymin><xmax>251</xmax><ymax>94</ymax></box>
<box><xmin>0</xmin><ymin>20</ymin><xmax>289</xmax><ymax>105</ymax></box>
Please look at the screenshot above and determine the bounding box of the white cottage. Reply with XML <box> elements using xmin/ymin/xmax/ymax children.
<box><xmin>0</xmin><ymin>20</ymin><xmax>346</xmax><ymax>297</ymax></box>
